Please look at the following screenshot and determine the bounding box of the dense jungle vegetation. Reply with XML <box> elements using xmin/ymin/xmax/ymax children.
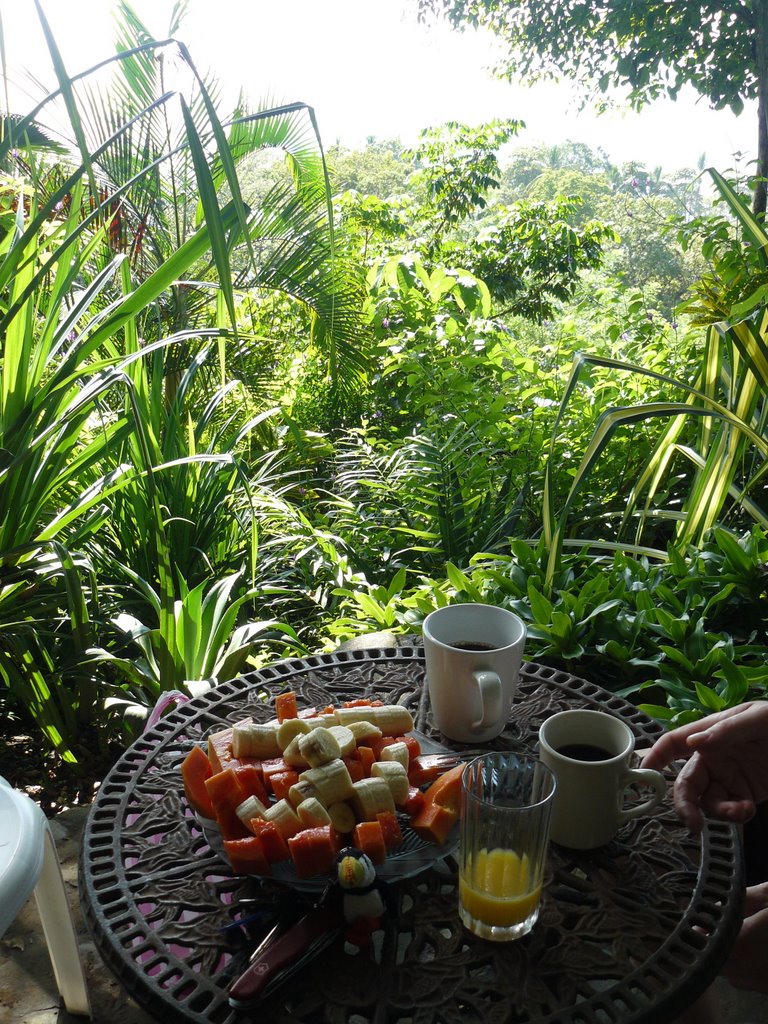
<box><xmin>2</xmin><ymin>2</ymin><xmax>767</xmax><ymax>769</ymax></box>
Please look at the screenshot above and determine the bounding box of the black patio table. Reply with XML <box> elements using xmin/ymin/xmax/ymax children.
<box><xmin>79</xmin><ymin>646</ymin><xmax>744</xmax><ymax>1024</ymax></box>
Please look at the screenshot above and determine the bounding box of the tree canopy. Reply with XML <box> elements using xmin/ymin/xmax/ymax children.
<box><xmin>418</xmin><ymin>0</ymin><xmax>768</xmax><ymax>212</ymax></box>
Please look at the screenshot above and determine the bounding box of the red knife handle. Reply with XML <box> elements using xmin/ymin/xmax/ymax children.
<box><xmin>228</xmin><ymin>907</ymin><xmax>343</xmax><ymax>1006</ymax></box>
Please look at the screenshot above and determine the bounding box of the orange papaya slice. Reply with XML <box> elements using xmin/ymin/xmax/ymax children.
<box><xmin>275</xmin><ymin>691</ymin><xmax>298</xmax><ymax>722</ymax></box>
<box><xmin>181</xmin><ymin>745</ymin><xmax>215</xmax><ymax>819</ymax></box>
<box><xmin>353</xmin><ymin>820</ymin><xmax>387</xmax><ymax>865</ymax></box>
<box><xmin>409</xmin><ymin>802</ymin><xmax>458</xmax><ymax>845</ymax></box>
<box><xmin>223</xmin><ymin>836</ymin><xmax>271</xmax><ymax>875</ymax></box>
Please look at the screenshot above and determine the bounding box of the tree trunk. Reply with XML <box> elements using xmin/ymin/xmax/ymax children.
<box><xmin>752</xmin><ymin>0</ymin><xmax>768</xmax><ymax>215</ymax></box>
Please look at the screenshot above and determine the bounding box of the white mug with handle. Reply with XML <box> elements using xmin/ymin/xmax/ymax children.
<box><xmin>422</xmin><ymin>603</ymin><xmax>526</xmax><ymax>743</ymax></box>
<box><xmin>538</xmin><ymin>708</ymin><xmax>667</xmax><ymax>850</ymax></box>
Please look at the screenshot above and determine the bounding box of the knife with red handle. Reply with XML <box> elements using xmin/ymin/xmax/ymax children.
<box><xmin>228</xmin><ymin>905</ymin><xmax>344</xmax><ymax>1007</ymax></box>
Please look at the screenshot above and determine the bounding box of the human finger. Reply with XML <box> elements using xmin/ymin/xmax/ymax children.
<box><xmin>743</xmin><ymin>882</ymin><xmax>768</xmax><ymax>917</ymax></box>
<box><xmin>686</xmin><ymin>703</ymin><xmax>768</xmax><ymax>751</ymax></box>
<box><xmin>671</xmin><ymin>752</ymin><xmax>709</xmax><ymax>833</ymax></box>
<box><xmin>641</xmin><ymin>713</ymin><xmax>729</xmax><ymax>771</ymax></box>
<box><xmin>700</xmin><ymin>788</ymin><xmax>755</xmax><ymax>825</ymax></box>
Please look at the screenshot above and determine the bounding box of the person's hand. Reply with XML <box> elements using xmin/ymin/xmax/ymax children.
<box><xmin>642</xmin><ymin>702</ymin><xmax>768</xmax><ymax>834</ymax></box>
<box><xmin>722</xmin><ymin>883</ymin><xmax>768</xmax><ymax>992</ymax></box>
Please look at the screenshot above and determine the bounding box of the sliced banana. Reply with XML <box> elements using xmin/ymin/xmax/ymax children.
<box><xmin>282</xmin><ymin>734</ymin><xmax>310</xmax><ymax>768</ymax></box>
<box><xmin>301</xmin><ymin>759</ymin><xmax>354</xmax><ymax>805</ymax></box>
<box><xmin>347</xmin><ymin>720</ymin><xmax>382</xmax><ymax>743</ymax></box>
<box><xmin>276</xmin><ymin>717</ymin><xmax>311</xmax><ymax>750</ymax></box>
<box><xmin>372</xmin><ymin>705</ymin><xmax>414</xmax><ymax>736</ymax></box>
<box><xmin>296</xmin><ymin>797</ymin><xmax>332</xmax><ymax>827</ymax></box>
<box><xmin>370</xmin><ymin>761</ymin><xmax>410</xmax><ymax>805</ymax></box>
<box><xmin>327</xmin><ymin>725</ymin><xmax>356</xmax><ymax>757</ymax></box>
<box><xmin>231</xmin><ymin>720</ymin><xmax>280</xmax><ymax>758</ymax></box>
<box><xmin>298</xmin><ymin>727</ymin><xmax>341</xmax><ymax>767</ymax></box>
<box><xmin>263</xmin><ymin>798</ymin><xmax>303</xmax><ymax>838</ymax></box>
<box><xmin>288</xmin><ymin>778</ymin><xmax>323</xmax><ymax>808</ymax></box>
<box><xmin>235</xmin><ymin>795</ymin><xmax>268</xmax><ymax>830</ymax></box>
<box><xmin>380</xmin><ymin>740</ymin><xmax>409</xmax><ymax>769</ymax></box>
<box><xmin>350</xmin><ymin>776</ymin><xmax>396</xmax><ymax>820</ymax></box>
<box><xmin>327</xmin><ymin>800</ymin><xmax>357</xmax><ymax>833</ymax></box>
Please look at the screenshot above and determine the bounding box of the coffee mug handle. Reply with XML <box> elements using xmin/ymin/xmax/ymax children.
<box><xmin>617</xmin><ymin>768</ymin><xmax>666</xmax><ymax>822</ymax></box>
<box><xmin>471</xmin><ymin>671</ymin><xmax>503</xmax><ymax>733</ymax></box>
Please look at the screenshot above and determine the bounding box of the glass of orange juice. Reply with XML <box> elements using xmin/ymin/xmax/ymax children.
<box><xmin>459</xmin><ymin>753</ymin><xmax>556</xmax><ymax>941</ymax></box>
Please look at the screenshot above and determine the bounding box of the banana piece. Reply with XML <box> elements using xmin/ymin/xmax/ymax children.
<box><xmin>235</xmin><ymin>795</ymin><xmax>268</xmax><ymax>830</ymax></box>
<box><xmin>301</xmin><ymin>759</ymin><xmax>354</xmax><ymax>805</ymax></box>
<box><xmin>277</xmin><ymin>717</ymin><xmax>311</xmax><ymax>750</ymax></box>
<box><xmin>327</xmin><ymin>801</ymin><xmax>357</xmax><ymax>833</ymax></box>
<box><xmin>300</xmin><ymin>714</ymin><xmax>338</xmax><ymax>729</ymax></box>
<box><xmin>263</xmin><ymin>798</ymin><xmax>303</xmax><ymax>838</ymax></box>
<box><xmin>372</xmin><ymin>705</ymin><xmax>414</xmax><ymax>736</ymax></box>
<box><xmin>231</xmin><ymin>720</ymin><xmax>280</xmax><ymax>758</ymax></box>
<box><xmin>335</xmin><ymin>707</ymin><xmax>380</xmax><ymax>728</ymax></box>
<box><xmin>370</xmin><ymin>761</ymin><xmax>410</xmax><ymax>805</ymax></box>
<box><xmin>282</xmin><ymin>735</ymin><xmax>310</xmax><ymax>768</ymax></box>
<box><xmin>350</xmin><ymin>777</ymin><xmax>396</xmax><ymax>820</ymax></box>
<box><xmin>296</xmin><ymin>797</ymin><xmax>332</xmax><ymax>827</ymax></box>
<box><xmin>347</xmin><ymin>720</ymin><xmax>382</xmax><ymax>743</ymax></box>
<box><xmin>379</xmin><ymin>740</ymin><xmax>409</xmax><ymax>769</ymax></box>
<box><xmin>298</xmin><ymin>727</ymin><xmax>341</xmax><ymax>767</ymax></box>
<box><xmin>327</xmin><ymin>725</ymin><xmax>356</xmax><ymax>757</ymax></box>
<box><xmin>288</xmin><ymin>778</ymin><xmax>323</xmax><ymax>808</ymax></box>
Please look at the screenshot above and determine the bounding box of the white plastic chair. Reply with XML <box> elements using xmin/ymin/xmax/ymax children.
<box><xmin>0</xmin><ymin>776</ymin><xmax>91</xmax><ymax>1016</ymax></box>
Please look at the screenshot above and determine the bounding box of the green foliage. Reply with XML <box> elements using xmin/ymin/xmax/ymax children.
<box><xmin>418</xmin><ymin>0</ymin><xmax>768</xmax><ymax>211</ymax></box>
<box><xmin>330</xmin><ymin>528</ymin><xmax>768</xmax><ymax>720</ymax></box>
<box><xmin>4</xmin><ymin>3</ymin><xmax>766</xmax><ymax>766</ymax></box>
<box><xmin>462</xmin><ymin>196</ymin><xmax>617</xmax><ymax>320</ymax></box>
<box><xmin>0</xmin><ymin>1</ymin><xmax>352</xmax><ymax>761</ymax></box>
<box><xmin>329</xmin><ymin>139</ymin><xmax>411</xmax><ymax>198</ymax></box>
<box><xmin>539</xmin><ymin>171</ymin><xmax>768</xmax><ymax>595</ymax></box>
<box><xmin>407</xmin><ymin>119</ymin><xmax>524</xmax><ymax>230</ymax></box>
<box><xmin>418</xmin><ymin>2</ymin><xmax>759</xmax><ymax>116</ymax></box>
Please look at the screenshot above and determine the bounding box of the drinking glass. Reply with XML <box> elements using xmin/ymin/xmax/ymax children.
<box><xmin>459</xmin><ymin>753</ymin><xmax>555</xmax><ymax>941</ymax></box>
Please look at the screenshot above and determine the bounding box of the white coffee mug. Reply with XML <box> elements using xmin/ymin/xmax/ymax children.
<box><xmin>423</xmin><ymin>603</ymin><xmax>526</xmax><ymax>743</ymax></box>
<box><xmin>538</xmin><ymin>709</ymin><xmax>666</xmax><ymax>850</ymax></box>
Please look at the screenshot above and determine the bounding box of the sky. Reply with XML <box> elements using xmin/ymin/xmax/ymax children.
<box><xmin>1</xmin><ymin>0</ymin><xmax>758</xmax><ymax>176</ymax></box>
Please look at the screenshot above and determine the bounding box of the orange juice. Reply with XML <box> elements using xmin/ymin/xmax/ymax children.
<box><xmin>459</xmin><ymin>847</ymin><xmax>541</xmax><ymax>928</ymax></box>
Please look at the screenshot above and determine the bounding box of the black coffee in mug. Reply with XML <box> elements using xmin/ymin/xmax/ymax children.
<box><xmin>449</xmin><ymin>640</ymin><xmax>496</xmax><ymax>652</ymax></box>
<box><xmin>556</xmin><ymin>743</ymin><xmax>614</xmax><ymax>762</ymax></box>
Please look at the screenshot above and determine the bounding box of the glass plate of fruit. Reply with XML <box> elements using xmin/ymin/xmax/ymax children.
<box><xmin>181</xmin><ymin>698</ymin><xmax>465</xmax><ymax>891</ymax></box>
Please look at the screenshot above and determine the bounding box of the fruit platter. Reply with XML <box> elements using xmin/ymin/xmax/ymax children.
<box><xmin>181</xmin><ymin>693</ymin><xmax>465</xmax><ymax>888</ymax></box>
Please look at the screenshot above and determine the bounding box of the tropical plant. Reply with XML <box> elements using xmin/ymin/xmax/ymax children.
<box><xmin>540</xmin><ymin>169</ymin><xmax>768</xmax><ymax>592</ymax></box>
<box><xmin>0</xmin><ymin>0</ymin><xmax>353</xmax><ymax>762</ymax></box>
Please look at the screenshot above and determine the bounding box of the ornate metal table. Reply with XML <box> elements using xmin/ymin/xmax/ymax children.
<box><xmin>79</xmin><ymin>648</ymin><xmax>744</xmax><ymax>1024</ymax></box>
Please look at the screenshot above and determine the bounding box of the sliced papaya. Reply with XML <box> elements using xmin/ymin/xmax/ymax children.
<box><xmin>376</xmin><ymin>810</ymin><xmax>403</xmax><ymax>852</ymax></box>
<box><xmin>181</xmin><ymin>745</ymin><xmax>215</xmax><ymax>819</ymax></box>
<box><xmin>353</xmin><ymin>820</ymin><xmax>387</xmax><ymax>865</ymax></box>
<box><xmin>409</xmin><ymin>753</ymin><xmax>457</xmax><ymax>787</ymax></box>
<box><xmin>409</xmin><ymin>802</ymin><xmax>458</xmax><ymax>845</ymax></box>
<box><xmin>421</xmin><ymin>761</ymin><xmax>466</xmax><ymax>814</ymax></box>
<box><xmin>402</xmin><ymin>785</ymin><xmax>426</xmax><ymax>817</ymax></box>
<box><xmin>287</xmin><ymin>825</ymin><xmax>338</xmax><ymax>878</ymax></box>
<box><xmin>270</xmin><ymin>770</ymin><xmax>300</xmax><ymax>802</ymax></box>
<box><xmin>207</xmin><ymin>728</ymin><xmax>235</xmax><ymax>774</ymax></box>
<box><xmin>250</xmin><ymin>818</ymin><xmax>290</xmax><ymax>862</ymax></box>
<box><xmin>223</xmin><ymin>836</ymin><xmax>271</xmax><ymax>875</ymax></box>
<box><xmin>204</xmin><ymin>768</ymin><xmax>250</xmax><ymax>840</ymax></box>
<box><xmin>356</xmin><ymin>745</ymin><xmax>376</xmax><ymax>777</ymax></box>
<box><xmin>275</xmin><ymin>691</ymin><xmax>298</xmax><ymax>722</ymax></box>
<box><xmin>343</xmin><ymin>756</ymin><xmax>365</xmax><ymax>783</ymax></box>
<box><xmin>232</xmin><ymin>762</ymin><xmax>269</xmax><ymax>805</ymax></box>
